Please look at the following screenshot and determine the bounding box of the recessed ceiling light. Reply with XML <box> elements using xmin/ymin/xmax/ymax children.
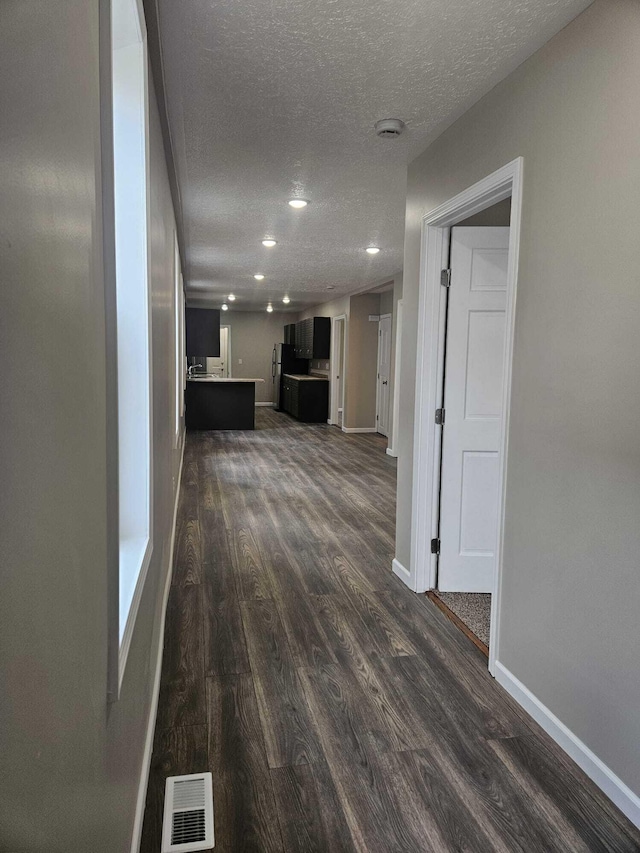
<box><xmin>282</xmin><ymin>296</ymin><xmax>290</xmax><ymax>304</ymax></box>
<box><xmin>266</xmin><ymin>304</ymin><xmax>273</xmax><ymax>313</ymax></box>
<box><xmin>288</xmin><ymin>199</ymin><xmax>308</xmax><ymax>209</ymax></box>
<box><xmin>227</xmin><ymin>294</ymin><xmax>236</xmax><ymax>301</ymax></box>
<box><xmin>221</xmin><ymin>303</ymin><xmax>229</xmax><ymax>311</ymax></box>
<box><xmin>262</xmin><ymin>239</ymin><xmax>277</xmax><ymax>247</ymax></box>
<box><xmin>327</xmin><ymin>285</ymin><xmax>335</xmax><ymax>290</ymax></box>
<box><xmin>254</xmin><ymin>274</ymin><xmax>265</xmax><ymax>280</ymax></box>
<box><xmin>365</xmin><ymin>246</ymin><xmax>380</xmax><ymax>254</ymax></box>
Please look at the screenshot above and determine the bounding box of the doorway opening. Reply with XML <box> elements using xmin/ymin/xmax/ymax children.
<box><xmin>402</xmin><ymin>158</ymin><xmax>523</xmax><ymax>674</ymax></box>
<box><xmin>376</xmin><ymin>314</ymin><xmax>392</xmax><ymax>437</ymax></box>
<box><xmin>431</xmin><ymin>206</ymin><xmax>511</xmax><ymax>654</ymax></box>
<box><xmin>206</xmin><ymin>324</ymin><xmax>231</xmax><ymax>377</ymax></box>
<box><xmin>330</xmin><ymin>314</ymin><xmax>346</xmax><ymax>427</ymax></box>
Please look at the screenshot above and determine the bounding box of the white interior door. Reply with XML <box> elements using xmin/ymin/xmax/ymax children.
<box><xmin>376</xmin><ymin>315</ymin><xmax>392</xmax><ymax>436</ymax></box>
<box><xmin>438</xmin><ymin>227</ymin><xmax>509</xmax><ymax>592</ymax></box>
<box><xmin>206</xmin><ymin>325</ymin><xmax>230</xmax><ymax>377</ymax></box>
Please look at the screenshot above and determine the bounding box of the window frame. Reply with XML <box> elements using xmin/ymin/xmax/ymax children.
<box><xmin>106</xmin><ymin>0</ymin><xmax>154</xmax><ymax>697</ymax></box>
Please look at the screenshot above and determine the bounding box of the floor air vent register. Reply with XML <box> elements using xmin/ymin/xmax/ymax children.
<box><xmin>161</xmin><ymin>773</ymin><xmax>214</xmax><ymax>852</ymax></box>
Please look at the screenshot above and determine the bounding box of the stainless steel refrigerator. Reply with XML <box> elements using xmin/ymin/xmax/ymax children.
<box><xmin>272</xmin><ymin>343</ymin><xmax>309</xmax><ymax>410</ymax></box>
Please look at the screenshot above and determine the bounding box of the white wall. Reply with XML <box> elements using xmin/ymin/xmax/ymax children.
<box><xmin>396</xmin><ymin>0</ymin><xmax>640</xmax><ymax>807</ymax></box>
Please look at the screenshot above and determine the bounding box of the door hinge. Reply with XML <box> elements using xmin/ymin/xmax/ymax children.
<box><xmin>435</xmin><ymin>408</ymin><xmax>445</xmax><ymax>425</ymax></box>
<box><xmin>440</xmin><ymin>268</ymin><xmax>451</xmax><ymax>288</ymax></box>
<box><xmin>431</xmin><ymin>538</ymin><xmax>441</xmax><ymax>555</ymax></box>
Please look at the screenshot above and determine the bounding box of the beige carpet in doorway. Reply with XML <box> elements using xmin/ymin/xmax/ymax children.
<box><xmin>435</xmin><ymin>593</ymin><xmax>491</xmax><ymax>647</ymax></box>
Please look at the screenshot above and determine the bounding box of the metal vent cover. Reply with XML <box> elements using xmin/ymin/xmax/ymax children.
<box><xmin>161</xmin><ymin>773</ymin><xmax>214</xmax><ymax>852</ymax></box>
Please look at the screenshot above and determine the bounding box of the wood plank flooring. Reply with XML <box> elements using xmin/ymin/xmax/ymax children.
<box><xmin>141</xmin><ymin>409</ymin><xmax>640</xmax><ymax>852</ymax></box>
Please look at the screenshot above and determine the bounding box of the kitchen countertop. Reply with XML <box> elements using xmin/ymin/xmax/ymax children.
<box><xmin>283</xmin><ymin>374</ymin><xmax>329</xmax><ymax>381</ymax></box>
<box><xmin>187</xmin><ymin>376</ymin><xmax>265</xmax><ymax>383</ymax></box>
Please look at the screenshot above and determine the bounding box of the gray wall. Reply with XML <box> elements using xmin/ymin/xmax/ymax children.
<box><xmin>345</xmin><ymin>293</ymin><xmax>380</xmax><ymax>429</ymax></box>
<box><xmin>396</xmin><ymin>0</ymin><xmax>640</xmax><ymax>797</ymax></box>
<box><xmin>379</xmin><ymin>289</ymin><xmax>393</xmax><ymax>316</ymax></box>
<box><xmin>297</xmin><ymin>295</ymin><xmax>350</xmax><ymax>322</ymax></box>
<box><xmin>222</xmin><ymin>311</ymin><xmax>290</xmax><ymax>402</ymax></box>
<box><xmin>0</xmin><ymin>2</ymin><xmax>183</xmax><ymax>849</ymax></box>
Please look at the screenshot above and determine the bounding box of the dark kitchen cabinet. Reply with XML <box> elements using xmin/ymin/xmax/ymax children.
<box><xmin>294</xmin><ymin>316</ymin><xmax>330</xmax><ymax>360</ymax></box>
<box><xmin>281</xmin><ymin>376</ymin><xmax>329</xmax><ymax>422</ymax></box>
<box><xmin>284</xmin><ymin>323</ymin><xmax>296</xmax><ymax>345</ymax></box>
<box><xmin>186</xmin><ymin>307</ymin><xmax>221</xmax><ymax>356</ymax></box>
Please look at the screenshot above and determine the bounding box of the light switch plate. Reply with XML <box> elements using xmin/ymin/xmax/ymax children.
<box><xmin>238</xmin><ymin>358</ymin><xmax>243</xmax><ymax>364</ymax></box>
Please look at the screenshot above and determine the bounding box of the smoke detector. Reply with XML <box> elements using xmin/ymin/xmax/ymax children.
<box><xmin>375</xmin><ymin>118</ymin><xmax>405</xmax><ymax>138</ymax></box>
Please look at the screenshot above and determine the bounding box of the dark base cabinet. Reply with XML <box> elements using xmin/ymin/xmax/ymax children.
<box><xmin>186</xmin><ymin>381</ymin><xmax>256</xmax><ymax>429</ymax></box>
<box><xmin>282</xmin><ymin>376</ymin><xmax>329</xmax><ymax>422</ymax></box>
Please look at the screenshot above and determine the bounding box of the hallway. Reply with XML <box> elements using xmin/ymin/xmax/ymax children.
<box><xmin>141</xmin><ymin>410</ymin><xmax>640</xmax><ymax>852</ymax></box>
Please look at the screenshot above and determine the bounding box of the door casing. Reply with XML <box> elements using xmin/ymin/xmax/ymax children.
<box><xmin>398</xmin><ymin>157</ymin><xmax>523</xmax><ymax>674</ymax></box>
<box><xmin>376</xmin><ymin>313</ymin><xmax>392</xmax><ymax>436</ymax></box>
<box><xmin>329</xmin><ymin>314</ymin><xmax>347</xmax><ymax>426</ymax></box>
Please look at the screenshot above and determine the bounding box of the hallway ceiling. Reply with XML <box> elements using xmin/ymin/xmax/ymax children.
<box><xmin>152</xmin><ymin>0</ymin><xmax>591</xmax><ymax>312</ymax></box>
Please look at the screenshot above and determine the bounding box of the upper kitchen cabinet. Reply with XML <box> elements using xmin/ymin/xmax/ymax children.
<box><xmin>186</xmin><ymin>307</ymin><xmax>221</xmax><ymax>356</ymax></box>
<box><xmin>294</xmin><ymin>317</ymin><xmax>330</xmax><ymax>360</ymax></box>
<box><xmin>284</xmin><ymin>323</ymin><xmax>296</xmax><ymax>345</ymax></box>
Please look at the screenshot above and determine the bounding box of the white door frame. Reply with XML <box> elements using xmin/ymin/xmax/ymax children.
<box><xmin>375</xmin><ymin>313</ymin><xmax>392</xmax><ymax>436</ymax></box>
<box><xmin>387</xmin><ymin>299</ymin><xmax>403</xmax><ymax>457</ymax></box>
<box><xmin>329</xmin><ymin>314</ymin><xmax>347</xmax><ymax>425</ymax></box>
<box><xmin>406</xmin><ymin>157</ymin><xmax>523</xmax><ymax>675</ymax></box>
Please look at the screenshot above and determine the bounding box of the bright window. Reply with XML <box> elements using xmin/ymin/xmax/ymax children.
<box><xmin>112</xmin><ymin>0</ymin><xmax>152</xmax><ymax>684</ymax></box>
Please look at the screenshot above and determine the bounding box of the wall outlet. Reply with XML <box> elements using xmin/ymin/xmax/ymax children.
<box><xmin>238</xmin><ymin>358</ymin><xmax>243</xmax><ymax>364</ymax></box>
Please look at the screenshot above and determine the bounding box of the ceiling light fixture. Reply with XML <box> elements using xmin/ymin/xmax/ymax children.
<box><xmin>282</xmin><ymin>296</ymin><xmax>290</xmax><ymax>304</ymax></box>
<box><xmin>254</xmin><ymin>274</ymin><xmax>265</xmax><ymax>280</ymax></box>
<box><xmin>266</xmin><ymin>304</ymin><xmax>273</xmax><ymax>313</ymax></box>
<box><xmin>366</xmin><ymin>246</ymin><xmax>380</xmax><ymax>254</ymax></box>
<box><xmin>262</xmin><ymin>239</ymin><xmax>277</xmax><ymax>247</ymax></box>
<box><xmin>221</xmin><ymin>303</ymin><xmax>229</xmax><ymax>311</ymax></box>
<box><xmin>227</xmin><ymin>294</ymin><xmax>236</xmax><ymax>301</ymax></box>
<box><xmin>288</xmin><ymin>199</ymin><xmax>308</xmax><ymax>209</ymax></box>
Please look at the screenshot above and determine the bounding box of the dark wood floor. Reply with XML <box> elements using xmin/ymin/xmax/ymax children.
<box><xmin>141</xmin><ymin>409</ymin><xmax>640</xmax><ymax>852</ymax></box>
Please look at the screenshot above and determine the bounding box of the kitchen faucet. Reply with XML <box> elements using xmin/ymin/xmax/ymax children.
<box><xmin>187</xmin><ymin>363</ymin><xmax>203</xmax><ymax>377</ymax></box>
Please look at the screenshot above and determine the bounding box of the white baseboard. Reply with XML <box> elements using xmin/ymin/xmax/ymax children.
<box><xmin>392</xmin><ymin>557</ymin><xmax>412</xmax><ymax>583</ymax></box>
<box><xmin>342</xmin><ymin>426</ymin><xmax>378</xmax><ymax>433</ymax></box>
<box><xmin>255</xmin><ymin>401</ymin><xmax>273</xmax><ymax>407</ymax></box>
<box><xmin>386</xmin><ymin>447</ymin><xmax>398</xmax><ymax>458</ymax></box>
<box><xmin>130</xmin><ymin>436</ymin><xmax>186</xmax><ymax>853</ymax></box>
<box><xmin>494</xmin><ymin>661</ymin><xmax>640</xmax><ymax>830</ymax></box>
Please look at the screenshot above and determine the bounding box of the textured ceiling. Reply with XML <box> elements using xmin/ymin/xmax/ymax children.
<box><xmin>154</xmin><ymin>0</ymin><xmax>591</xmax><ymax>311</ymax></box>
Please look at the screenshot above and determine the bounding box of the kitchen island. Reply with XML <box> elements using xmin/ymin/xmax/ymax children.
<box><xmin>185</xmin><ymin>377</ymin><xmax>265</xmax><ymax>430</ymax></box>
